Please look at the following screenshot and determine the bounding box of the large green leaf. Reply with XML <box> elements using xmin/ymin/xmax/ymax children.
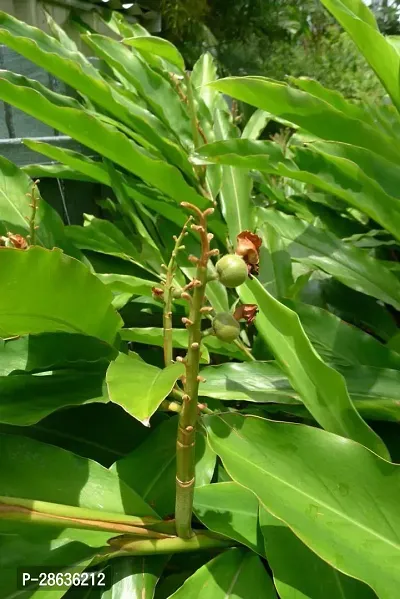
<box><xmin>255</xmin><ymin>208</ymin><xmax>400</xmax><ymax>310</ymax></box>
<box><xmin>238</xmin><ymin>278</ymin><xmax>389</xmax><ymax>459</ymax></box>
<box><xmin>112</xmin><ymin>416</ymin><xmax>216</xmax><ymax>517</ymax></box>
<box><xmin>195</xmin><ymin>139</ymin><xmax>400</xmax><ymax>248</ymax></box>
<box><xmin>0</xmin><ymin>368</ymin><xmax>107</xmax><ymax>425</ymax></box>
<box><xmin>206</xmin><ymin>413</ymin><xmax>400</xmax><ymax>599</ymax></box>
<box><xmin>0</xmin><ymin>535</ymin><xmax>97</xmax><ymax>599</ymax></box>
<box><xmin>102</xmin><ymin>555</ymin><xmax>169</xmax><ymax>599</ymax></box>
<box><xmin>0</xmin><ymin>11</ymin><xmax>189</xmax><ymax>166</ymax></box>
<box><xmin>259</xmin><ymin>507</ymin><xmax>376</xmax><ymax>599</ymax></box>
<box><xmin>0</xmin><ymin>247</ymin><xmax>121</xmax><ymax>343</ymax></box>
<box><xmin>22</xmin><ymin>140</ymin><xmax>194</xmax><ymax>231</ymax></box>
<box><xmin>0</xmin><ymin>72</ymin><xmax>205</xmax><ymax>209</ymax></box>
<box><xmin>320</xmin><ymin>0</ymin><xmax>400</xmax><ymax>111</ymax></box>
<box><xmin>84</xmin><ymin>35</ymin><xmax>192</xmax><ymax>149</ymax></box>
<box><xmin>199</xmin><ymin>361</ymin><xmax>400</xmax><ymax>422</ymax></box>
<box><xmin>289</xmin><ymin>301</ymin><xmax>400</xmax><ymax>370</ymax></box>
<box><xmin>194</xmin><ymin>482</ymin><xmax>264</xmax><ymax>556</ymax></box>
<box><xmin>168</xmin><ymin>548</ymin><xmax>277</xmax><ymax>599</ymax></box>
<box><xmin>0</xmin><ymin>332</ymin><xmax>115</xmax><ymax>375</ymax></box>
<box><xmin>257</xmin><ymin>221</ymin><xmax>294</xmax><ymax>298</ymax></box>
<box><xmin>208</xmin><ymin>77</ymin><xmax>400</xmax><ymax>162</ymax></box>
<box><xmin>0</xmin><ymin>433</ymin><xmax>157</xmax><ymax>517</ymax></box>
<box><xmin>213</xmin><ymin>109</ymin><xmax>252</xmax><ymax>241</ymax></box>
<box><xmin>0</xmin><ymin>156</ymin><xmax>65</xmax><ymax>249</ymax></box>
<box><xmin>106</xmin><ymin>352</ymin><xmax>184</xmax><ymax>425</ymax></box>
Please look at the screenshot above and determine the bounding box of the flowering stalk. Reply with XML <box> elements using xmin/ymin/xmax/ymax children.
<box><xmin>27</xmin><ymin>179</ymin><xmax>40</xmax><ymax>246</ymax></box>
<box><xmin>175</xmin><ymin>202</ymin><xmax>217</xmax><ymax>538</ymax></box>
<box><xmin>160</xmin><ymin>218</ymin><xmax>192</xmax><ymax>366</ymax></box>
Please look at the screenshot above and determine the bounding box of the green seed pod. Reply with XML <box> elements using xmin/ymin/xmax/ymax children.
<box><xmin>212</xmin><ymin>312</ymin><xmax>240</xmax><ymax>343</ymax></box>
<box><xmin>216</xmin><ymin>254</ymin><xmax>248</xmax><ymax>288</ymax></box>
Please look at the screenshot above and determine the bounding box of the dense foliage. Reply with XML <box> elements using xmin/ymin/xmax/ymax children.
<box><xmin>0</xmin><ymin>0</ymin><xmax>400</xmax><ymax>597</ymax></box>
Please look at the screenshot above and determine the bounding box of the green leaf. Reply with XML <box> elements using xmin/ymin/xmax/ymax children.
<box><xmin>0</xmin><ymin>73</ymin><xmax>205</xmax><ymax>209</ymax></box>
<box><xmin>118</xmin><ymin>327</ymin><xmax>210</xmax><ymax>364</ymax></box>
<box><xmin>0</xmin><ymin>403</ymin><xmax>167</xmax><ymax>468</ymax></box>
<box><xmin>290</xmin><ymin>144</ymin><xmax>400</xmax><ymax>243</ymax></box>
<box><xmin>194</xmin><ymin>482</ymin><xmax>264</xmax><ymax>556</ymax></box>
<box><xmin>320</xmin><ymin>0</ymin><xmax>400</xmax><ymax>111</ymax></box>
<box><xmin>238</xmin><ymin>277</ymin><xmax>389</xmax><ymax>459</ymax></box>
<box><xmin>0</xmin><ymin>433</ymin><xmax>158</xmax><ymax>517</ymax></box>
<box><xmin>214</xmin><ymin>109</ymin><xmax>252</xmax><ymax>240</ymax></box>
<box><xmin>168</xmin><ymin>548</ymin><xmax>277</xmax><ymax>599</ymax></box>
<box><xmin>242</xmin><ymin>109</ymin><xmax>270</xmax><ymax>140</ymax></box>
<box><xmin>199</xmin><ymin>361</ymin><xmax>400</xmax><ymax>422</ymax></box>
<box><xmin>102</xmin><ymin>555</ymin><xmax>169</xmax><ymax>599</ymax></box>
<box><xmin>123</xmin><ymin>36</ymin><xmax>185</xmax><ymax>71</ymax></box>
<box><xmin>106</xmin><ymin>352</ymin><xmax>184</xmax><ymax>425</ymax></box>
<box><xmin>0</xmin><ymin>11</ymin><xmax>188</xmax><ymax>165</ymax></box>
<box><xmin>112</xmin><ymin>416</ymin><xmax>216</xmax><ymax>517</ymax></box>
<box><xmin>66</xmin><ymin>217</ymin><xmax>156</xmax><ymax>275</ymax></box>
<box><xmin>206</xmin><ymin>413</ymin><xmax>400</xmax><ymax>599</ymax></box>
<box><xmin>0</xmin><ymin>247</ymin><xmax>122</xmax><ymax>343</ymax></box>
<box><xmin>191</xmin><ymin>52</ymin><xmax>219</xmax><ymax>114</ymax></box>
<box><xmin>0</xmin><ymin>535</ymin><xmax>97</xmax><ymax>599</ymax></box>
<box><xmin>0</xmin><ymin>368</ymin><xmax>107</xmax><ymax>425</ymax></box>
<box><xmin>22</xmin><ymin>140</ymin><xmax>194</xmax><ymax>231</ymax></box>
<box><xmin>258</xmin><ymin>221</ymin><xmax>293</xmax><ymax>298</ymax></box>
<box><xmin>0</xmin><ymin>332</ymin><xmax>115</xmax><ymax>375</ymax></box>
<box><xmin>289</xmin><ymin>301</ymin><xmax>400</xmax><ymax>370</ymax></box>
<box><xmin>0</xmin><ymin>156</ymin><xmax>65</xmax><ymax>248</ymax></box>
<box><xmin>84</xmin><ymin>35</ymin><xmax>192</xmax><ymax>149</ymax></box>
<box><xmin>259</xmin><ymin>506</ymin><xmax>377</xmax><ymax>599</ymax></box>
<box><xmin>96</xmin><ymin>274</ymin><xmax>157</xmax><ymax>299</ymax></box>
<box><xmin>256</xmin><ymin>208</ymin><xmax>400</xmax><ymax>310</ymax></box>
<box><xmin>208</xmin><ymin>77</ymin><xmax>400</xmax><ymax>162</ymax></box>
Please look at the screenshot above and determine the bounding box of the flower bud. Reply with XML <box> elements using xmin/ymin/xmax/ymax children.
<box><xmin>212</xmin><ymin>312</ymin><xmax>240</xmax><ymax>343</ymax></box>
<box><xmin>216</xmin><ymin>254</ymin><xmax>248</xmax><ymax>288</ymax></box>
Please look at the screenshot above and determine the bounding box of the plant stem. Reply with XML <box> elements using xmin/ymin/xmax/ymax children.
<box><xmin>185</xmin><ymin>72</ymin><xmax>201</xmax><ymax>150</ymax></box>
<box><xmin>234</xmin><ymin>338</ymin><xmax>256</xmax><ymax>361</ymax></box>
<box><xmin>163</xmin><ymin>219</ymin><xmax>191</xmax><ymax>366</ymax></box>
<box><xmin>175</xmin><ymin>205</ymin><xmax>214</xmax><ymax>538</ymax></box>
<box><xmin>100</xmin><ymin>530</ymin><xmax>233</xmax><ymax>561</ymax></box>
<box><xmin>28</xmin><ymin>180</ymin><xmax>39</xmax><ymax>245</ymax></box>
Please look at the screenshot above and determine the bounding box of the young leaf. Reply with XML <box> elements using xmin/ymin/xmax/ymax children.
<box><xmin>238</xmin><ymin>277</ymin><xmax>389</xmax><ymax>459</ymax></box>
<box><xmin>123</xmin><ymin>36</ymin><xmax>185</xmax><ymax>71</ymax></box>
<box><xmin>0</xmin><ymin>247</ymin><xmax>122</xmax><ymax>343</ymax></box>
<box><xmin>106</xmin><ymin>352</ymin><xmax>184</xmax><ymax>425</ymax></box>
<box><xmin>206</xmin><ymin>413</ymin><xmax>400</xmax><ymax>599</ymax></box>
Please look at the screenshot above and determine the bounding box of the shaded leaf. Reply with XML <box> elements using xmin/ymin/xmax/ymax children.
<box><xmin>194</xmin><ymin>482</ymin><xmax>264</xmax><ymax>556</ymax></box>
<box><xmin>112</xmin><ymin>416</ymin><xmax>216</xmax><ymax>517</ymax></box>
<box><xmin>168</xmin><ymin>548</ymin><xmax>276</xmax><ymax>599</ymax></box>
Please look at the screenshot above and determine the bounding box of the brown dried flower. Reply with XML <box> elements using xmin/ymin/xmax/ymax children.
<box><xmin>233</xmin><ymin>304</ymin><xmax>258</xmax><ymax>326</ymax></box>
<box><xmin>235</xmin><ymin>231</ymin><xmax>262</xmax><ymax>275</ymax></box>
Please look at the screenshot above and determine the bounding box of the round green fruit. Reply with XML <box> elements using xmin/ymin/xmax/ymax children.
<box><xmin>216</xmin><ymin>254</ymin><xmax>248</xmax><ymax>288</ymax></box>
<box><xmin>212</xmin><ymin>312</ymin><xmax>240</xmax><ymax>343</ymax></box>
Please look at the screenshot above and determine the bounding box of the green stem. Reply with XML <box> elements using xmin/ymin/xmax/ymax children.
<box><xmin>0</xmin><ymin>496</ymin><xmax>174</xmax><ymax>536</ymax></box>
<box><xmin>175</xmin><ymin>206</ymin><xmax>213</xmax><ymax>538</ymax></box>
<box><xmin>28</xmin><ymin>181</ymin><xmax>39</xmax><ymax>245</ymax></box>
<box><xmin>99</xmin><ymin>530</ymin><xmax>233</xmax><ymax>562</ymax></box>
<box><xmin>234</xmin><ymin>338</ymin><xmax>256</xmax><ymax>361</ymax></box>
<box><xmin>185</xmin><ymin>72</ymin><xmax>201</xmax><ymax>149</ymax></box>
